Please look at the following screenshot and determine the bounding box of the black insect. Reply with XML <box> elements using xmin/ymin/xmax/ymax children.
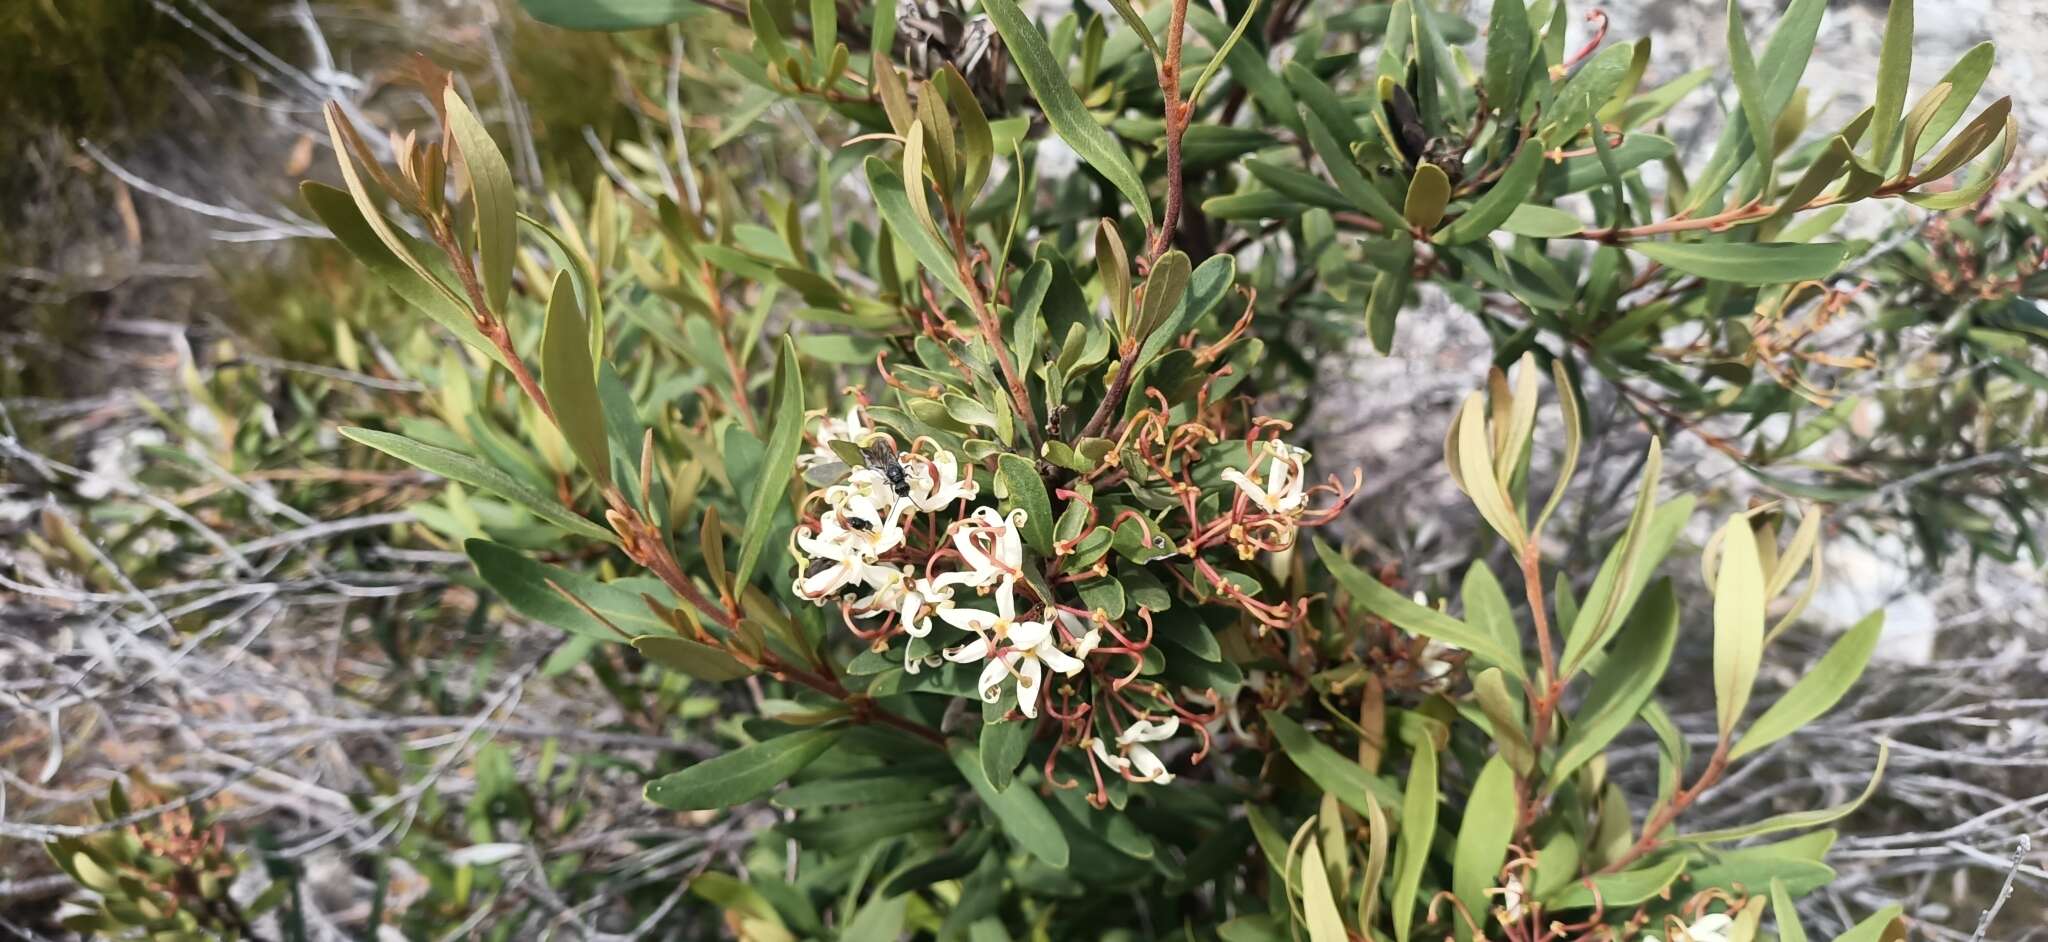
<box><xmin>863</xmin><ymin>441</ymin><xmax>912</xmax><ymax>498</ymax></box>
<box><xmin>1383</xmin><ymin>80</ymin><xmax>1468</xmax><ymax>187</ymax></box>
<box><xmin>845</xmin><ymin>514</ymin><xmax>873</xmax><ymax>532</ymax></box>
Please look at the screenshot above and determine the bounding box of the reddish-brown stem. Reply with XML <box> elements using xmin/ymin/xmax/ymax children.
<box><xmin>948</xmin><ymin>219</ymin><xmax>1041</xmax><ymax>447</ymax></box>
<box><xmin>702</xmin><ymin>261</ymin><xmax>760</xmax><ymax>434</ymax></box>
<box><xmin>427</xmin><ymin>216</ymin><xmax>558</xmax><ymax>429</ymax></box>
<box><xmin>1595</xmin><ymin>739</ymin><xmax>1733</xmax><ymax>874</ymax></box>
<box><xmin>1144</xmin><ymin>0</ymin><xmax>1194</xmax><ymax>264</ymax></box>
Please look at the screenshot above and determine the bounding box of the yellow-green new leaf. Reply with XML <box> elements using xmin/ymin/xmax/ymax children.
<box><xmin>1713</xmin><ymin>515</ymin><xmax>1767</xmax><ymax>737</ymax></box>
<box><xmin>1542</xmin><ymin>854</ymin><xmax>1685</xmax><ymax>909</ymax></box>
<box><xmin>1404</xmin><ymin>161</ymin><xmax>1451</xmax><ymax>230</ymax></box>
<box><xmin>1299</xmin><ymin>840</ymin><xmax>1349</xmax><ymax>942</ymax></box>
<box><xmin>1732</xmin><ymin>612</ymin><xmax>1883</xmax><ymax>759</ymax></box>
<box><xmin>541</xmin><ymin>271</ymin><xmax>612</xmax><ymax>487</ymax></box>
<box><xmin>443</xmin><ymin>87</ymin><xmax>517</xmax><ymax>316</ymax></box>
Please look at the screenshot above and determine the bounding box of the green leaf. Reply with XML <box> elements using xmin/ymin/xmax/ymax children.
<box><xmin>1913</xmin><ymin>42</ymin><xmax>1994</xmax><ymax>161</ymax></box>
<box><xmin>865</xmin><ymin>157</ymin><xmax>974</xmax><ymax>307</ymax></box>
<box><xmin>1630</xmin><ymin>241</ymin><xmax>1848</xmax><ymax>285</ymax></box>
<box><xmin>517</xmin><ymin>0</ymin><xmax>698</xmax><ymax>28</ymax></box>
<box><xmin>841</xmin><ymin>893</ymin><xmax>909</xmax><ymax>942</ymax></box>
<box><xmin>981</xmin><ymin>0</ymin><xmax>1152</xmax><ymax>225</ymax></box>
<box><xmin>301</xmin><ymin>182</ymin><xmax>504</xmax><ymax>368</ymax></box>
<box><xmin>1499</xmin><ymin>204</ymin><xmax>1585</xmax><ymax>238</ymax></box>
<box><xmin>1865</xmin><ymin>0</ymin><xmax>1914</xmax><ymax>165</ymax></box>
<box><xmin>1725</xmin><ymin>0</ymin><xmax>1775</xmax><ymax>192</ymax></box>
<box><xmin>443</xmin><ymin>87</ymin><xmax>517</xmax><ymax>316</ymax></box>
<box><xmin>1365</xmin><ymin>241</ymin><xmax>1413</xmax><ymax>355</ymax></box>
<box><xmin>645</xmin><ymin>728</ymin><xmax>841</xmax><ymax>810</ymax></box>
<box><xmin>995</xmin><ymin>454</ymin><xmax>1054</xmax><ymax>555</ymax></box>
<box><xmin>1829</xmin><ymin>906</ymin><xmax>1904</xmax><ymax>942</ymax></box>
<box><xmin>540</xmin><ymin>270</ymin><xmax>611</xmax><ymax>487</ymax></box>
<box><xmin>1549</xmin><ymin>580</ymin><xmax>1679</xmax><ymax>789</ymax></box>
<box><xmin>1712</xmin><ymin>515</ymin><xmax>1767</xmax><ymax>738</ymax></box>
<box><xmin>1403</xmin><ymin>162</ymin><xmax>1451</xmax><ymax>230</ymax></box>
<box><xmin>1188</xmin><ymin>0</ymin><xmax>1261</xmax><ymax>104</ymax></box>
<box><xmin>980</xmin><ymin>719</ymin><xmax>1032</xmax><ymax>791</ymax></box>
<box><xmin>1262</xmin><ymin>710</ymin><xmax>1402</xmax><ymax>810</ymax></box>
<box><xmin>1542</xmin><ymin>854</ymin><xmax>1685</xmax><ymax>909</ymax></box>
<box><xmin>950</xmin><ymin>741</ymin><xmax>1069</xmax><ymax>867</ymax></box>
<box><xmin>1732</xmin><ymin>611</ymin><xmax>1883</xmax><ymax>759</ymax></box>
<box><xmin>1682</xmin><ymin>743</ymin><xmax>1889</xmax><ymax>843</ymax></box>
<box><xmin>1133</xmin><ymin>249</ymin><xmax>1191</xmax><ymax>346</ymax></box>
<box><xmin>1773</xmin><ymin>879</ymin><xmax>1810</xmax><ymax>942</ymax></box>
<box><xmin>734</xmin><ymin>340</ymin><xmax>804</xmax><ymax>588</ymax></box>
<box><xmin>1316</xmin><ymin>537</ymin><xmax>1522</xmax><ymax>679</ymax></box>
<box><xmin>633</xmin><ymin>635</ymin><xmax>756</xmax><ymax>681</ymax></box>
<box><xmin>1391</xmin><ymin>739</ymin><xmax>1438</xmax><ymax>942</ymax></box>
<box><xmin>1459</xmin><ymin>562</ymin><xmax>1521</xmax><ymax>677</ymax></box>
<box><xmin>1301</xmin><ymin>108</ymin><xmax>1403</xmax><ymax>228</ymax></box>
<box><xmin>339</xmin><ymin>428</ymin><xmax>614</xmax><ymax>542</ymax></box>
<box><xmin>1438</xmin><ymin>143</ymin><xmax>1544</xmax><ymax>244</ymax></box>
<box><xmin>1483</xmin><ymin>0</ymin><xmax>1531</xmax><ymax>113</ymax></box>
<box><xmin>1452</xmin><ymin>756</ymin><xmax>1514</xmax><ymax>942</ymax></box>
<box><xmin>465</xmin><ymin>539</ymin><xmax>674</xmax><ymax>641</ymax></box>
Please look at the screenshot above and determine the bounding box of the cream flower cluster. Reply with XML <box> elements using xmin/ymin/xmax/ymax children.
<box><xmin>1222</xmin><ymin>439</ymin><xmax>1311</xmax><ymax>516</ymax></box>
<box><xmin>789</xmin><ymin>411</ymin><xmax>1098</xmax><ymax>720</ymax></box>
<box><xmin>790</xmin><ymin>410</ymin><xmax>976</xmax><ymax>607</ymax></box>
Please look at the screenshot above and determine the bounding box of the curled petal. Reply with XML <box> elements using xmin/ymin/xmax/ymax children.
<box><xmin>947</xmin><ymin>636</ymin><xmax>992</xmax><ymax>664</ymax></box>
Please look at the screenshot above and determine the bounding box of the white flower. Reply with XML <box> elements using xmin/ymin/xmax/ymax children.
<box><xmin>932</xmin><ymin>506</ymin><xmax>1026</xmax><ymax>594</ymax></box>
<box><xmin>791</xmin><ymin>508</ymin><xmax>904</xmax><ymax>603</ymax></box>
<box><xmin>797</xmin><ymin>406</ymin><xmax>870</xmax><ymax>473</ymax></box>
<box><xmin>1221</xmin><ymin>440</ymin><xmax>1311</xmax><ymax>515</ymax></box>
<box><xmin>1496</xmin><ymin>874</ymin><xmax>1526</xmax><ymax>922</ymax></box>
<box><xmin>1091</xmin><ymin>716</ymin><xmax>1180</xmax><ymax>784</ymax></box>
<box><xmin>1418</xmin><ymin>638</ymin><xmax>1461</xmax><ymax>681</ymax></box>
<box><xmin>1056</xmin><ymin>609</ymin><xmax>1102</xmax><ymax>659</ymax></box>
<box><xmin>904</xmin><ymin>448</ymin><xmax>978</xmax><ymax>512</ymax></box>
<box><xmin>897</xmin><ymin>577</ymin><xmax>953</xmax><ymax>637</ymax></box>
<box><xmin>1675</xmin><ymin>913</ymin><xmax>1733</xmax><ymax>942</ymax></box>
<box><xmin>939</xmin><ymin>588</ymin><xmax>1081</xmax><ymax>718</ymax></box>
<box><xmin>848</xmin><ymin>565</ymin><xmax>914</xmax><ymax>617</ymax></box>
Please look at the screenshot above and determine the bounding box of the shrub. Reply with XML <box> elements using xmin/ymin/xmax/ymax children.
<box><xmin>54</xmin><ymin>0</ymin><xmax>2028</xmax><ymax>937</ymax></box>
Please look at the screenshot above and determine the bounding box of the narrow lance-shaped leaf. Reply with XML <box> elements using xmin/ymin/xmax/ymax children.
<box><xmin>735</xmin><ymin>337</ymin><xmax>806</xmax><ymax>588</ymax></box>
<box><xmin>1315</xmin><ymin>537</ymin><xmax>1523</xmax><ymax>677</ymax></box>
<box><xmin>950</xmin><ymin>741</ymin><xmax>1070</xmax><ymax>867</ymax></box>
<box><xmin>1438</xmin><ymin>142</ymin><xmax>1544</xmax><ymax>244</ymax></box>
<box><xmin>865</xmin><ymin>157</ymin><xmax>975</xmax><ymax>307</ymax></box>
<box><xmin>980</xmin><ymin>0</ymin><xmax>1153</xmax><ymax>226</ymax></box>
<box><xmin>1629</xmin><ymin>241</ymin><xmax>1848</xmax><ymax>285</ymax></box>
<box><xmin>1451</xmin><ymin>756</ymin><xmax>1515</xmax><ymax>942</ymax></box>
<box><xmin>443</xmin><ymin>86</ymin><xmax>517</xmax><ymax>316</ymax></box>
<box><xmin>1865</xmin><ymin>0</ymin><xmax>1915</xmax><ymax>168</ymax></box>
<box><xmin>1731</xmin><ymin>611</ymin><xmax>1884</xmax><ymax>759</ymax></box>
<box><xmin>1391</xmin><ymin>740</ymin><xmax>1438</xmax><ymax>942</ymax></box>
<box><xmin>301</xmin><ymin>182</ymin><xmax>506</xmax><ymax>368</ymax></box>
<box><xmin>1712</xmin><ymin>516</ymin><xmax>1767</xmax><ymax>738</ymax></box>
<box><xmin>645</xmin><ymin>728</ymin><xmax>841</xmax><ymax>810</ymax></box>
<box><xmin>339</xmin><ymin>428</ymin><xmax>616</xmax><ymax>543</ymax></box>
<box><xmin>541</xmin><ymin>270</ymin><xmax>612</xmax><ymax>487</ymax></box>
